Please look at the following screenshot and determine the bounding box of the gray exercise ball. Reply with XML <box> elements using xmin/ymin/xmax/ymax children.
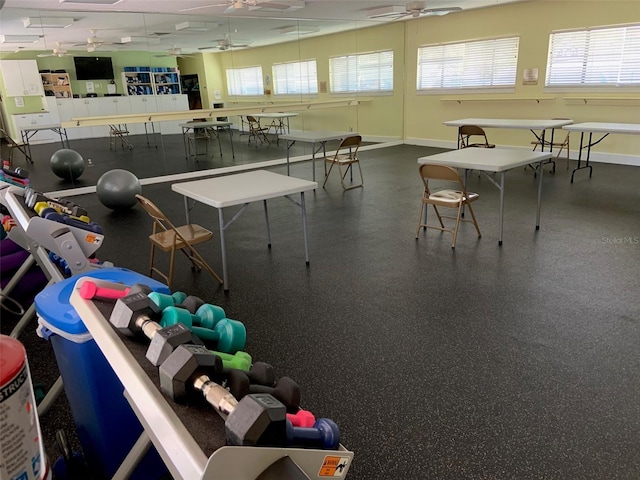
<box><xmin>96</xmin><ymin>169</ymin><xmax>141</xmax><ymax>210</ymax></box>
<box><xmin>50</xmin><ymin>149</ymin><xmax>85</xmax><ymax>180</ymax></box>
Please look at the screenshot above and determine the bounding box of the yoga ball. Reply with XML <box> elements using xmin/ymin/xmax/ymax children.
<box><xmin>50</xmin><ymin>149</ymin><xmax>85</xmax><ymax>180</ymax></box>
<box><xmin>96</xmin><ymin>169</ymin><xmax>141</xmax><ymax>210</ymax></box>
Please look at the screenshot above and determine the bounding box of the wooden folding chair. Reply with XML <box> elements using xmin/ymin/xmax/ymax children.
<box><xmin>0</xmin><ymin>127</ymin><xmax>32</xmax><ymax>164</ymax></box>
<box><xmin>246</xmin><ymin>116</ymin><xmax>270</xmax><ymax>146</ymax></box>
<box><xmin>135</xmin><ymin>194</ymin><xmax>222</xmax><ymax>289</ymax></box>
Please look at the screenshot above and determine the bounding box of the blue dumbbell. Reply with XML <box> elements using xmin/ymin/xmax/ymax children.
<box><xmin>285</xmin><ymin>418</ymin><xmax>340</xmax><ymax>450</ymax></box>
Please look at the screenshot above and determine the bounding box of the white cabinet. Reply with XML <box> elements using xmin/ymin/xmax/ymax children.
<box><xmin>155</xmin><ymin>94</ymin><xmax>189</xmax><ymax>135</ymax></box>
<box><xmin>12</xmin><ymin>111</ymin><xmax>55</xmax><ymax>143</ymax></box>
<box><xmin>71</xmin><ymin>98</ymin><xmax>110</xmax><ymax>139</ymax></box>
<box><xmin>128</xmin><ymin>96</ymin><xmax>158</xmax><ymax>136</ymax></box>
<box><xmin>0</xmin><ymin>60</ymin><xmax>44</xmax><ymax>97</ymax></box>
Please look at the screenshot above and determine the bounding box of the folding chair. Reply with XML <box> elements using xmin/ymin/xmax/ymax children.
<box><xmin>109</xmin><ymin>124</ymin><xmax>133</xmax><ymax>151</ymax></box>
<box><xmin>246</xmin><ymin>115</ymin><xmax>270</xmax><ymax>146</ymax></box>
<box><xmin>0</xmin><ymin>127</ymin><xmax>32</xmax><ymax>164</ymax></box>
<box><xmin>135</xmin><ymin>194</ymin><xmax>223</xmax><ymax>289</ymax></box>
<box><xmin>322</xmin><ymin>135</ymin><xmax>363</xmax><ymax>190</ymax></box>
<box><xmin>416</xmin><ymin>164</ymin><xmax>481</xmax><ymax>249</ymax></box>
<box><xmin>186</xmin><ymin>127</ymin><xmax>211</xmax><ymax>159</ymax></box>
<box><xmin>458</xmin><ymin>125</ymin><xmax>495</xmax><ymax>149</ymax></box>
<box><xmin>528</xmin><ymin>118</ymin><xmax>571</xmax><ymax>175</ymax></box>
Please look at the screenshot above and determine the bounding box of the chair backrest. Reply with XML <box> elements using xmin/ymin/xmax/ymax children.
<box><xmin>135</xmin><ymin>194</ymin><xmax>178</xmax><ymax>235</ymax></box>
<box><xmin>459</xmin><ymin>125</ymin><xmax>491</xmax><ymax>148</ymax></box>
<box><xmin>419</xmin><ymin>164</ymin><xmax>467</xmax><ymax>194</ymax></box>
<box><xmin>246</xmin><ymin>115</ymin><xmax>258</xmax><ymax>124</ymax></box>
<box><xmin>335</xmin><ymin>135</ymin><xmax>361</xmax><ymax>158</ymax></box>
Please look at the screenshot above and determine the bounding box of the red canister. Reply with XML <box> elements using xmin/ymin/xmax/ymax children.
<box><xmin>0</xmin><ymin>335</ymin><xmax>50</xmax><ymax>479</ymax></box>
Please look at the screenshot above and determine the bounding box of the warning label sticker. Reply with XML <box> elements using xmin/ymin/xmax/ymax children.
<box><xmin>318</xmin><ymin>455</ymin><xmax>350</xmax><ymax>477</ymax></box>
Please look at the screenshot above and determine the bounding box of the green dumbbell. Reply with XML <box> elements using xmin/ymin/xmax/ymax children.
<box><xmin>160</xmin><ymin>307</ymin><xmax>246</xmax><ymax>354</ymax></box>
<box><xmin>213</xmin><ymin>350</ymin><xmax>252</xmax><ymax>371</ymax></box>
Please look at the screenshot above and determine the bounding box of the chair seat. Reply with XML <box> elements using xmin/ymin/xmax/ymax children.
<box><xmin>149</xmin><ymin>224</ymin><xmax>213</xmax><ymax>252</ymax></box>
<box><xmin>466</xmin><ymin>142</ymin><xmax>495</xmax><ymax>148</ymax></box>
<box><xmin>531</xmin><ymin>140</ymin><xmax>565</xmax><ymax>147</ymax></box>
<box><xmin>429</xmin><ymin>190</ymin><xmax>479</xmax><ymax>204</ymax></box>
<box><xmin>326</xmin><ymin>153</ymin><xmax>359</xmax><ymax>165</ymax></box>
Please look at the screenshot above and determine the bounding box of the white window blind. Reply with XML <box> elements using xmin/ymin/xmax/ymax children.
<box><xmin>546</xmin><ymin>24</ymin><xmax>640</xmax><ymax>87</ymax></box>
<box><xmin>272</xmin><ymin>60</ymin><xmax>318</xmax><ymax>95</ymax></box>
<box><xmin>226</xmin><ymin>66</ymin><xmax>263</xmax><ymax>96</ymax></box>
<box><xmin>417</xmin><ymin>37</ymin><xmax>519</xmax><ymax>91</ymax></box>
<box><xmin>329</xmin><ymin>50</ymin><xmax>394</xmax><ymax>93</ymax></box>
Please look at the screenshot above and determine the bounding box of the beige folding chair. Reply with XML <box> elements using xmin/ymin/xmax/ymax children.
<box><xmin>459</xmin><ymin>125</ymin><xmax>495</xmax><ymax>149</ymax></box>
<box><xmin>246</xmin><ymin>115</ymin><xmax>270</xmax><ymax>146</ymax></box>
<box><xmin>109</xmin><ymin>124</ymin><xmax>133</xmax><ymax>151</ymax></box>
<box><xmin>135</xmin><ymin>194</ymin><xmax>223</xmax><ymax>289</ymax></box>
<box><xmin>322</xmin><ymin>135</ymin><xmax>363</xmax><ymax>190</ymax></box>
<box><xmin>529</xmin><ymin>118</ymin><xmax>571</xmax><ymax>173</ymax></box>
<box><xmin>0</xmin><ymin>127</ymin><xmax>32</xmax><ymax>164</ymax></box>
<box><xmin>416</xmin><ymin>164</ymin><xmax>481</xmax><ymax>249</ymax></box>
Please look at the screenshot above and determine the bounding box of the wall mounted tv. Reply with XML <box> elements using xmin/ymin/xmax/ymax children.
<box><xmin>74</xmin><ymin>56</ymin><xmax>114</xmax><ymax>80</ymax></box>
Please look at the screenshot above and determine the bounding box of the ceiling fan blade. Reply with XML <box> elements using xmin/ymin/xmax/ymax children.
<box><xmin>422</xmin><ymin>6</ymin><xmax>462</xmax><ymax>16</ymax></box>
<box><xmin>178</xmin><ymin>2</ymin><xmax>230</xmax><ymax>12</ymax></box>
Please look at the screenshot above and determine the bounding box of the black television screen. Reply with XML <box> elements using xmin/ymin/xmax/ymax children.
<box><xmin>74</xmin><ymin>56</ymin><xmax>114</xmax><ymax>80</ymax></box>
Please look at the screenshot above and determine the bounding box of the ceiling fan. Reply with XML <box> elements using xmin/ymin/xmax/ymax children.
<box><xmin>179</xmin><ymin>0</ymin><xmax>299</xmax><ymax>14</ymax></box>
<box><xmin>199</xmin><ymin>38</ymin><xmax>250</xmax><ymax>51</ymax></box>
<box><xmin>37</xmin><ymin>42</ymin><xmax>72</xmax><ymax>57</ymax></box>
<box><xmin>74</xmin><ymin>29</ymin><xmax>121</xmax><ymax>51</ymax></box>
<box><xmin>369</xmin><ymin>1</ymin><xmax>462</xmax><ymax>20</ymax></box>
<box><xmin>153</xmin><ymin>46</ymin><xmax>194</xmax><ymax>58</ymax></box>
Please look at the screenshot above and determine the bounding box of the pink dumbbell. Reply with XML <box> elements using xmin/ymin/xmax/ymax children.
<box><xmin>79</xmin><ymin>281</ymin><xmax>130</xmax><ymax>300</ymax></box>
<box><xmin>286</xmin><ymin>408</ymin><xmax>316</xmax><ymax>428</ymax></box>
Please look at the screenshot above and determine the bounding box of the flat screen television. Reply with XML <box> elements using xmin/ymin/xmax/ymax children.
<box><xmin>74</xmin><ymin>56</ymin><xmax>114</xmax><ymax>80</ymax></box>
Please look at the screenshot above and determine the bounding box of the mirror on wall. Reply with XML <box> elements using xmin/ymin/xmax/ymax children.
<box><xmin>0</xmin><ymin>8</ymin><xmax>397</xmax><ymax>192</ymax></box>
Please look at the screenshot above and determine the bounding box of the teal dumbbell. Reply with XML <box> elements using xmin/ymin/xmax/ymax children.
<box><xmin>160</xmin><ymin>307</ymin><xmax>246</xmax><ymax>354</ymax></box>
<box><xmin>148</xmin><ymin>291</ymin><xmax>188</xmax><ymax>311</ymax></box>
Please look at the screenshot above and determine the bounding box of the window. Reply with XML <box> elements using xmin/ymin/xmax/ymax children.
<box><xmin>272</xmin><ymin>60</ymin><xmax>318</xmax><ymax>95</ymax></box>
<box><xmin>546</xmin><ymin>24</ymin><xmax>640</xmax><ymax>87</ymax></box>
<box><xmin>417</xmin><ymin>37</ymin><xmax>519</xmax><ymax>91</ymax></box>
<box><xmin>226</xmin><ymin>66</ymin><xmax>263</xmax><ymax>96</ymax></box>
<box><xmin>329</xmin><ymin>50</ymin><xmax>394</xmax><ymax>93</ymax></box>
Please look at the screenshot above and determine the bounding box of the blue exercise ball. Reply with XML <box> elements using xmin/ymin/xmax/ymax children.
<box><xmin>50</xmin><ymin>149</ymin><xmax>85</xmax><ymax>180</ymax></box>
<box><xmin>96</xmin><ymin>169</ymin><xmax>141</xmax><ymax>210</ymax></box>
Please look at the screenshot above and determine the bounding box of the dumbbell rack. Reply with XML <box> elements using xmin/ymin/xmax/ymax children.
<box><xmin>0</xmin><ymin>183</ymin><xmax>106</xmax><ymax>414</ymax></box>
<box><xmin>69</xmin><ymin>277</ymin><xmax>354</xmax><ymax>480</ymax></box>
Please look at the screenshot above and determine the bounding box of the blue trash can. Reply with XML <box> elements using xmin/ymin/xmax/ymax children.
<box><xmin>35</xmin><ymin>268</ymin><xmax>171</xmax><ymax>480</ymax></box>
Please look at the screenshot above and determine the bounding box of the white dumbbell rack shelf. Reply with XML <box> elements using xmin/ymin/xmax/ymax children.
<box><xmin>69</xmin><ymin>277</ymin><xmax>354</xmax><ymax>480</ymax></box>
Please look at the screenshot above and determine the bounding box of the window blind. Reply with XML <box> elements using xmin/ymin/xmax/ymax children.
<box><xmin>272</xmin><ymin>60</ymin><xmax>318</xmax><ymax>95</ymax></box>
<box><xmin>226</xmin><ymin>66</ymin><xmax>263</xmax><ymax>96</ymax></box>
<box><xmin>329</xmin><ymin>50</ymin><xmax>394</xmax><ymax>93</ymax></box>
<box><xmin>546</xmin><ymin>24</ymin><xmax>640</xmax><ymax>87</ymax></box>
<box><xmin>417</xmin><ymin>37</ymin><xmax>519</xmax><ymax>90</ymax></box>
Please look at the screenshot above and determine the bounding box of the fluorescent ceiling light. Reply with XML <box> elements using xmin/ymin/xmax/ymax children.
<box><xmin>280</xmin><ymin>25</ymin><xmax>319</xmax><ymax>35</ymax></box>
<box><xmin>0</xmin><ymin>35</ymin><xmax>41</xmax><ymax>43</ymax></box>
<box><xmin>24</xmin><ymin>17</ymin><xmax>75</xmax><ymax>28</ymax></box>
<box><xmin>59</xmin><ymin>0</ymin><xmax>123</xmax><ymax>4</ymax></box>
<box><xmin>175</xmin><ymin>22</ymin><xmax>219</xmax><ymax>32</ymax></box>
<box><xmin>367</xmin><ymin>5</ymin><xmax>406</xmax><ymax>18</ymax></box>
<box><xmin>248</xmin><ymin>1</ymin><xmax>306</xmax><ymax>13</ymax></box>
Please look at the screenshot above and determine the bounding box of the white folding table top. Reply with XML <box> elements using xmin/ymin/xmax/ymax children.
<box><xmin>443</xmin><ymin>118</ymin><xmax>574</xmax><ymax>130</ymax></box>
<box><xmin>418</xmin><ymin>147</ymin><xmax>553</xmax><ymax>172</ymax></box>
<box><xmin>279</xmin><ymin>130</ymin><xmax>358</xmax><ymax>143</ymax></box>
<box><xmin>171</xmin><ymin>170</ymin><xmax>318</xmax><ymax>208</ymax></box>
<box><xmin>563</xmin><ymin>122</ymin><xmax>640</xmax><ymax>135</ymax></box>
<box><xmin>179</xmin><ymin>120</ymin><xmax>232</xmax><ymax>128</ymax></box>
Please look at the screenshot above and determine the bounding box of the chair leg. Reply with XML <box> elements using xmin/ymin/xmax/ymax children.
<box><xmin>432</xmin><ymin>205</ymin><xmax>445</xmax><ymax>229</ymax></box>
<box><xmin>415</xmin><ymin>202</ymin><xmax>425</xmax><ymax>238</ymax></box>
<box><xmin>148</xmin><ymin>244</ymin><xmax>157</xmax><ymax>278</ymax></box>
<box><xmin>323</xmin><ymin>162</ymin><xmax>337</xmax><ymax>188</ymax></box>
<box><xmin>167</xmin><ymin>246</ymin><xmax>177</xmax><ymax>289</ymax></box>
<box><xmin>466</xmin><ymin>202</ymin><xmax>482</xmax><ymax>238</ymax></box>
<box><xmin>451</xmin><ymin>204</ymin><xmax>463</xmax><ymax>249</ymax></box>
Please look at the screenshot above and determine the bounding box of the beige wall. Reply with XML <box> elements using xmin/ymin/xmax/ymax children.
<box><xmin>404</xmin><ymin>0</ymin><xmax>640</xmax><ymax>159</ymax></box>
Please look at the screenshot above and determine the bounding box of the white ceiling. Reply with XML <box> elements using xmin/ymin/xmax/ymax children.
<box><xmin>0</xmin><ymin>0</ymin><xmax>528</xmax><ymax>54</ymax></box>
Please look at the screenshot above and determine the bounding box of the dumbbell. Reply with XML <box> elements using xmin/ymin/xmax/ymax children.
<box><xmin>286</xmin><ymin>408</ymin><xmax>316</xmax><ymax>428</ymax></box>
<box><xmin>110</xmin><ymin>291</ymin><xmax>205</xmax><ymax>366</ymax></box>
<box><xmin>39</xmin><ymin>207</ymin><xmax>103</xmax><ymax>234</ymax></box>
<box><xmin>79</xmin><ymin>281</ymin><xmax>151</xmax><ymax>301</ymax></box>
<box><xmin>2</xmin><ymin>163</ymin><xmax>29</xmax><ymax>179</ymax></box>
<box><xmin>285</xmin><ymin>418</ymin><xmax>340</xmax><ymax>450</ymax></box>
<box><xmin>147</xmin><ymin>291</ymin><xmax>188</xmax><ymax>310</ymax></box>
<box><xmin>34</xmin><ymin>201</ymin><xmax>90</xmax><ymax>222</ymax></box>
<box><xmin>226</xmin><ymin>369</ymin><xmax>300</xmax><ymax>411</ymax></box>
<box><xmin>158</xmin><ymin>344</ymin><xmax>288</xmax><ymax>447</ymax></box>
<box><xmin>160</xmin><ymin>306</ymin><xmax>245</xmax><ymax>353</ymax></box>
<box><xmin>214</xmin><ymin>350</ymin><xmax>252</xmax><ymax>371</ymax></box>
<box><xmin>149</xmin><ymin>293</ymin><xmax>225</xmax><ymax>329</ymax></box>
